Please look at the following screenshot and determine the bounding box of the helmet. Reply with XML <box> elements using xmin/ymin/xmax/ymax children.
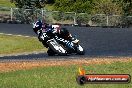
<box><xmin>33</xmin><ymin>20</ymin><xmax>42</xmax><ymax>30</ymax></box>
<box><xmin>33</xmin><ymin>20</ymin><xmax>43</xmax><ymax>33</ymax></box>
<box><xmin>59</xmin><ymin>28</ymin><xmax>69</xmax><ymax>37</ymax></box>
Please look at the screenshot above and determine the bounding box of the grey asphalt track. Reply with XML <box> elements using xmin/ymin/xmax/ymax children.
<box><xmin>0</xmin><ymin>23</ymin><xmax>132</xmax><ymax>60</ymax></box>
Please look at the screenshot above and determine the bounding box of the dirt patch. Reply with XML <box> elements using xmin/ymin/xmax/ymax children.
<box><xmin>0</xmin><ymin>57</ymin><xmax>132</xmax><ymax>72</ymax></box>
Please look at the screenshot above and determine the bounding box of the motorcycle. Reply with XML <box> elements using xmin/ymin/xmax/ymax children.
<box><xmin>39</xmin><ymin>28</ymin><xmax>85</xmax><ymax>56</ymax></box>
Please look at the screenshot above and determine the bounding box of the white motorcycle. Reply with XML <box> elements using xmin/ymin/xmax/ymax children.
<box><xmin>39</xmin><ymin>28</ymin><xmax>85</xmax><ymax>56</ymax></box>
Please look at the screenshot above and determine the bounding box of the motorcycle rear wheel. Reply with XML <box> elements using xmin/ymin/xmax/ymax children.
<box><xmin>47</xmin><ymin>48</ymin><xmax>56</xmax><ymax>56</ymax></box>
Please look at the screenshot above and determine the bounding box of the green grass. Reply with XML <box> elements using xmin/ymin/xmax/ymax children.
<box><xmin>0</xmin><ymin>0</ymin><xmax>15</xmax><ymax>7</ymax></box>
<box><xmin>0</xmin><ymin>34</ymin><xmax>46</xmax><ymax>54</ymax></box>
<box><xmin>0</xmin><ymin>61</ymin><xmax>132</xmax><ymax>88</ymax></box>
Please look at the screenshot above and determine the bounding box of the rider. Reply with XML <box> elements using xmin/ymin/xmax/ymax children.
<box><xmin>32</xmin><ymin>19</ymin><xmax>79</xmax><ymax>52</ymax></box>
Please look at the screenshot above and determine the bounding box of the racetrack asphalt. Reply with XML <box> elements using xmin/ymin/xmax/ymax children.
<box><xmin>1</xmin><ymin>23</ymin><xmax>132</xmax><ymax>60</ymax></box>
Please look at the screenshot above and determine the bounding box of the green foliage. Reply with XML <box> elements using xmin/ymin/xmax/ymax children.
<box><xmin>10</xmin><ymin>0</ymin><xmax>132</xmax><ymax>15</ymax></box>
<box><xmin>91</xmin><ymin>14</ymin><xmax>107</xmax><ymax>26</ymax></box>
<box><xmin>13</xmin><ymin>8</ymin><xmax>34</xmax><ymax>24</ymax></box>
<box><xmin>0</xmin><ymin>0</ymin><xmax>15</xmax><ymax>7</ymax></box>
<box><xmin>53</xmin><ymin>0</ymin><xmax>93</xmax><ymax>13</ymax></box>
<box><xmin>53</xmin><ymin>0</ymin><xmax>131</xmax><ymax>15</ymax></box>
<box><xmin>52</xmin><ymin>12</ymin><xmax>75</xmax><ymax>21</ymax></box>
<box><xmin>11</xmin><ymin>0</ymin><xmax>45</xmax><ymax>9</ymax></box>
<box><xmin>63</xmin><ymin>13</ymin><xmax>74</xmax><ymax>20</ymax></box>
<box><xmin>92</xmin><ymin>0</ymin><xmax>123</xmax><ymax>15</ymax></box>
<box><xmin>112</xmin><ymin>0</ymin><xmax>132</xmax><ymax>15</ymax></box>
<box><xmin>52</xmin><ymin>12</ymin><xmax>63</xmax><ymax>21</ymax></box>
<box><xmin>76</xmin><ymin>13</ymin><xmax>91</xmax><ymax>24</ymax></box>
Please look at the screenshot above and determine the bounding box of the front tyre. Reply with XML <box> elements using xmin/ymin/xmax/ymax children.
<box><xmin>76</xmin><ymin>45</ymin><xmax>85</xmax><ymax>55</ymax></box>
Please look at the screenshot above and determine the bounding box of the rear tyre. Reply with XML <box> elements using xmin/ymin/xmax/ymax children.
<box><xmin>47</xmin><ymin>48</ymin><xmax>55</xmax><ymax>56</ymax></box>
<box><xmin>47</xmin><ymin>39</ymin><xmax>67</xmax><ymax>56</ymax></box>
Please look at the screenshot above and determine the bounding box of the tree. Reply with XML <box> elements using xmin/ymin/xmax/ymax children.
<box><xmin>53</xmin><ymin>0</ymin><xmax>93</xmax><ymax>13</ymax></box>
<box><xmin>10</xmin><ymin>0</ymin><xmax>45</xmax><ymax>8</ymax></box>
<box><xmin>112</xmin><ymin>0</ymin><xmax>132</xmax><ymax>15</ymax></box>
<box><xmin>92</xmin><ymin>0</ymin><xmax>123</xmax><ymax>15</ymax></box>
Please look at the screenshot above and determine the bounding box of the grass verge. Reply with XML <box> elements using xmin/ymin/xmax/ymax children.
<box><xmin>0</xmin><ymin>34</ymin><xmax>46</xmax><ymax>55</ymax></box>
<box><xmin>0</xmin><ymin>60</ymin><xmax>132</xmax><ymax>88</ymax></box>
<box><xmin>0</xmin><ymin>0</ymin><xmax>15</xmax><ymax>7</ymax></box>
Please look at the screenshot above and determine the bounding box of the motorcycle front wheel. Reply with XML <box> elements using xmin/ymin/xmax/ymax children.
<box><xmin>76</xmin><ymin>45</ymin><xmax>85</xmax><ymax>55</ymax></box>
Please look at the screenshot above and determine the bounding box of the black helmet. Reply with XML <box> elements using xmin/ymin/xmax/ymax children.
<box><xmin>59</xmin><ymin>28</ymin><xmax>69</xmax><ymax>36</ymax></box>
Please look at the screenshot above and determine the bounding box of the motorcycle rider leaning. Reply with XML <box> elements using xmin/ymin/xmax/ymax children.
<box><xmin>32</xmin><ymin>20</ymin><xmax>79</xmax><ymax>53</ymax></box>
